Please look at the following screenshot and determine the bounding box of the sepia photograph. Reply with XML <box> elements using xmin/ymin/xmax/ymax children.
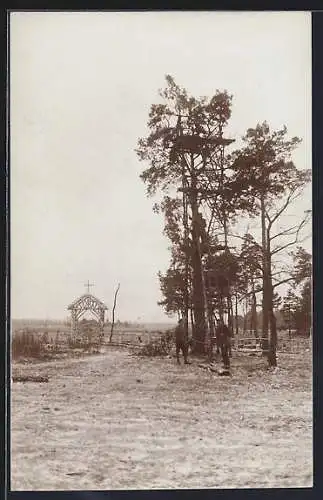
<box><xmin>10</xmin><ymin>11</ymin><xmax>312</xmax><ymax>490</ymax></box>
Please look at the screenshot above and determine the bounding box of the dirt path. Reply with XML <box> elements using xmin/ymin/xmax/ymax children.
<box><xmin>11</xmin><ymin>348</ymin><xmax>312</xmax><ymax>490</ymax></box>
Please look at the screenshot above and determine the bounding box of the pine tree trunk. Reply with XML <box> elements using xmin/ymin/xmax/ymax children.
<box><xmin>268</xmin><ymin>290</ymin><xmax>278</xmax><ymax>366</ymax></box>
<box><xmin>267</xmin><ymin>240</ymin><xmax>277</xmax><ymax>367</ymax></box>
<box><xmin>182</xmin><ymin>176</ymin><xmax>190</xmax><ymax>343</ymax></box>
<box><xmin>261</xmin><ymin>193</ymin><xmax>269</xmax><ymax>353</ymax></box>
<box><xmin>190</xmin><ymin>175</ymin><xmax>206</xmax><ymax>354</ymax></box>
<box><xmin>268</xmin><ymin>307</ymin><xmax>277</xmax><ymax>366</ymax></box>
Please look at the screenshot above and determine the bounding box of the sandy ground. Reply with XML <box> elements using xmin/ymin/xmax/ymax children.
<box><xmin>11</xmin><ymin>348</ymin><xmax>312</xmax><ymax>490</ymax></box>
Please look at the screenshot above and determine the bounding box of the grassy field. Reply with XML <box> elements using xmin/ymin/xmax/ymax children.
<box><xmin>11</xmin><ymin>322</ymin><xmax>173</xmax><ymax>354</ymax></box>
<box><xmin>11</xmin><ymin>345</ymin><xmax>312</xmax><ymax>490</ymax></box>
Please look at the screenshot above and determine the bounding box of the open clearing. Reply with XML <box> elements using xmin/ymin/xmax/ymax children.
<box><xmin>11</xmin><ymin>347</ymin><xmax>312</xmax><ymax>490</ymax></box>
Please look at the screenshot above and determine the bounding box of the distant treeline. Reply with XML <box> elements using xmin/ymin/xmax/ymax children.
<box><xmin>12</xmin><ymin>318</ymin><xmax>176</xmax><ymax>332</ymax></box>
<box><xmin>12</xmin><ymin>319</ymin><xmax>69</xmax><ymax>328</ymax></box>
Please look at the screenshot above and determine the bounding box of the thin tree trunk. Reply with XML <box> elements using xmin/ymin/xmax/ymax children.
<box><xmin>109</xmin><ymin>283</ymin><xmax>120</xmax><ymax>343</ymax></box>
<box><xmin>251</xmin><ymin>280</ymin><xmax>258</xmax><ymax>339</ymax></box>
<box><xmin>219</xmin><ymin>293</ymin><xmax>224</xmax><ymax>323</ymax></box>
<box><xmin>243</xmin><ymin>296</ymin><xmax>247</xmax><ymax>336</ymax></box>
<box><xmin>227</xmin><ymin>295</ymin><xmax>233</xmax><ymax>332</ymax></box>
<box><xmin>207</xmin><ymin>298</ymin><xmax>215</xmax><ymax>338</ymax></box>
<box><xmin>268</xmin><ymin>286</ymin><xmax>278</xmax><ymax>366</ymax></box>
<box><xmin>268</xmin><ymin>299</ymin><xmax>277</xmax><ymax>366</ymax></box>
<box><xmin>190</xmin><ymin>307</ymin><xmax>195</xmax><ymax>339</ymax></box>
<box><xmin>261</xmin><ymin>193</ymin><xmax>269</xmax><ymax>353</ymax></box>
<box><xmin>227</xmin><ymin>294</ymin><xmax>233</xmax><ymax>357</ymax></box>
<box><xmin>267</xmin><ymin>237</ymin><xmax>277</xmax><ymax>367</ymax></box>
<box><xmin>235</xmin><ymin>292</ymin><xmax>239</xmax><ymax>337</ymax></box>
<box><xmin>204</xmin><ymin>269</ymin><xmax>214</xmax><ymax>348</ymax></box>
<box><xmin>254</xmin><ymin>296</ymin><xmax>258</xmax><ymax>340</ymax></box>
<box><xmin>249</xmin><ymin>297</ymin><xmax>253</xmax><ymax>336</ymax></box>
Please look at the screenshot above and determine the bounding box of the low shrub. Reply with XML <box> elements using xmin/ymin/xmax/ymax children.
<box><xmin>138</xmin><ymin>329</ymin><xmax>174</xmax><ymax>357</ymax></box>
<box><xmin>67</xmin><ymin>331</ymin><xmax>101</xmax><ymax>350</ymax></box>
<box><xmin>12</xmin><ymin>330</ymin><xmax>43</xmax><ymax>359</ymax></box>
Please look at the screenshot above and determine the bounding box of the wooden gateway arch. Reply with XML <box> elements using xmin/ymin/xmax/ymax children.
<box><xmin>67</xmin><ymin>282</ymin><xmax>108</xmax><ymax>341</ymax></box>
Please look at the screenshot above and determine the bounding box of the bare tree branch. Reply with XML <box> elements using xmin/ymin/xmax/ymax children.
<box><xmin>227</xmin><ymin>232</ymin><xmax>262</xmax><ymax>250</ymax></box>
<box><xmin>271</xmin><ymin>269</ymin><xmax>292</xmax><ymax>278</ymax></box>
<box><xmin>238</xmin><ymin>275</ymin><xmax>294</xmax><ymax>301</ymax></box>
<box><xmin>267</xmin><ymin>182</ymin><xmax>307</xmax><ymax>227</ymax></box>
<box><xmin>270</xmin><ymin>223</ymin><xmax>304</xmax><ymax>241</ymax></box>
<box><xmin>271</xmin><ymin>214</ymin><xmax>311</xmax><ymax>256</ymax></box>
<box><xmin>272</xmin><ymin>277</ymin><xmax>294</xmax><ymax>289</ymax></box>
<box><xmin>267</xmin><ymin>191</ymin><xmax>294</xmax><ymax>230</ymax></box>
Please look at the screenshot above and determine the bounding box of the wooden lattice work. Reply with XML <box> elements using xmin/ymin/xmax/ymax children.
<box><xmin>67</xmin><ymin>289</ymin><xmax>108</xmax><ymax>342</ymax></box>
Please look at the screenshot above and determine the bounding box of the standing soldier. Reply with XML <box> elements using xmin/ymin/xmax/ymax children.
<box><xmin>216</xmin><ymin>319</ymin><xmax>232</xmax><ymax>370</ymax></box>
<box><xmin>175</xmin><ymin>318</ymin><xmax>190</xmax><ymax>365</ymax></box>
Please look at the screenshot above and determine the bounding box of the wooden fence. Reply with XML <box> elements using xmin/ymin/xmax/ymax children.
<box><xmin>232</xmin><ymin>336</ymin><xmax>311</xmax><ymax>354</ymax></box>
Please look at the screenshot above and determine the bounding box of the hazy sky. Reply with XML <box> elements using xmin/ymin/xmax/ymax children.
<box><xmin>10</xmin><ymin>11</ymin><xmax>311</xmax><ymax>322</ymax></box>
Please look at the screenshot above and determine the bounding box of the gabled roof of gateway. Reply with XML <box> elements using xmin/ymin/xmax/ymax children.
<box><xmin>67</xmin><ymin>293</ymin><xmax>108</xmax><ymax>311</ymax></box>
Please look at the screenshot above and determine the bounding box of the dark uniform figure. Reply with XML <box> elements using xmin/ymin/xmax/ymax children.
<box><xmin>175</xmin><ymin>318</ymin><xmax>189</xmax><ymax>364</ymax></box>
<box><xmin>216</xmin><ymin>320</ymin><xmax>232</xmax><ymax>369</ymax></box>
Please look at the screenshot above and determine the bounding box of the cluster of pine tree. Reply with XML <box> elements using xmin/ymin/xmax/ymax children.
<box><xmin>136</xmin><ymin>76</ymin><xmax>311</xmax><ymax>367</ymax></box>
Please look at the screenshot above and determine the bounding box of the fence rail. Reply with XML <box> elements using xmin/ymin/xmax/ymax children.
<box><xmin>232</xmin><ymin>336</ymin><xmax>311</xmax><ymax>354</ymax></box>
